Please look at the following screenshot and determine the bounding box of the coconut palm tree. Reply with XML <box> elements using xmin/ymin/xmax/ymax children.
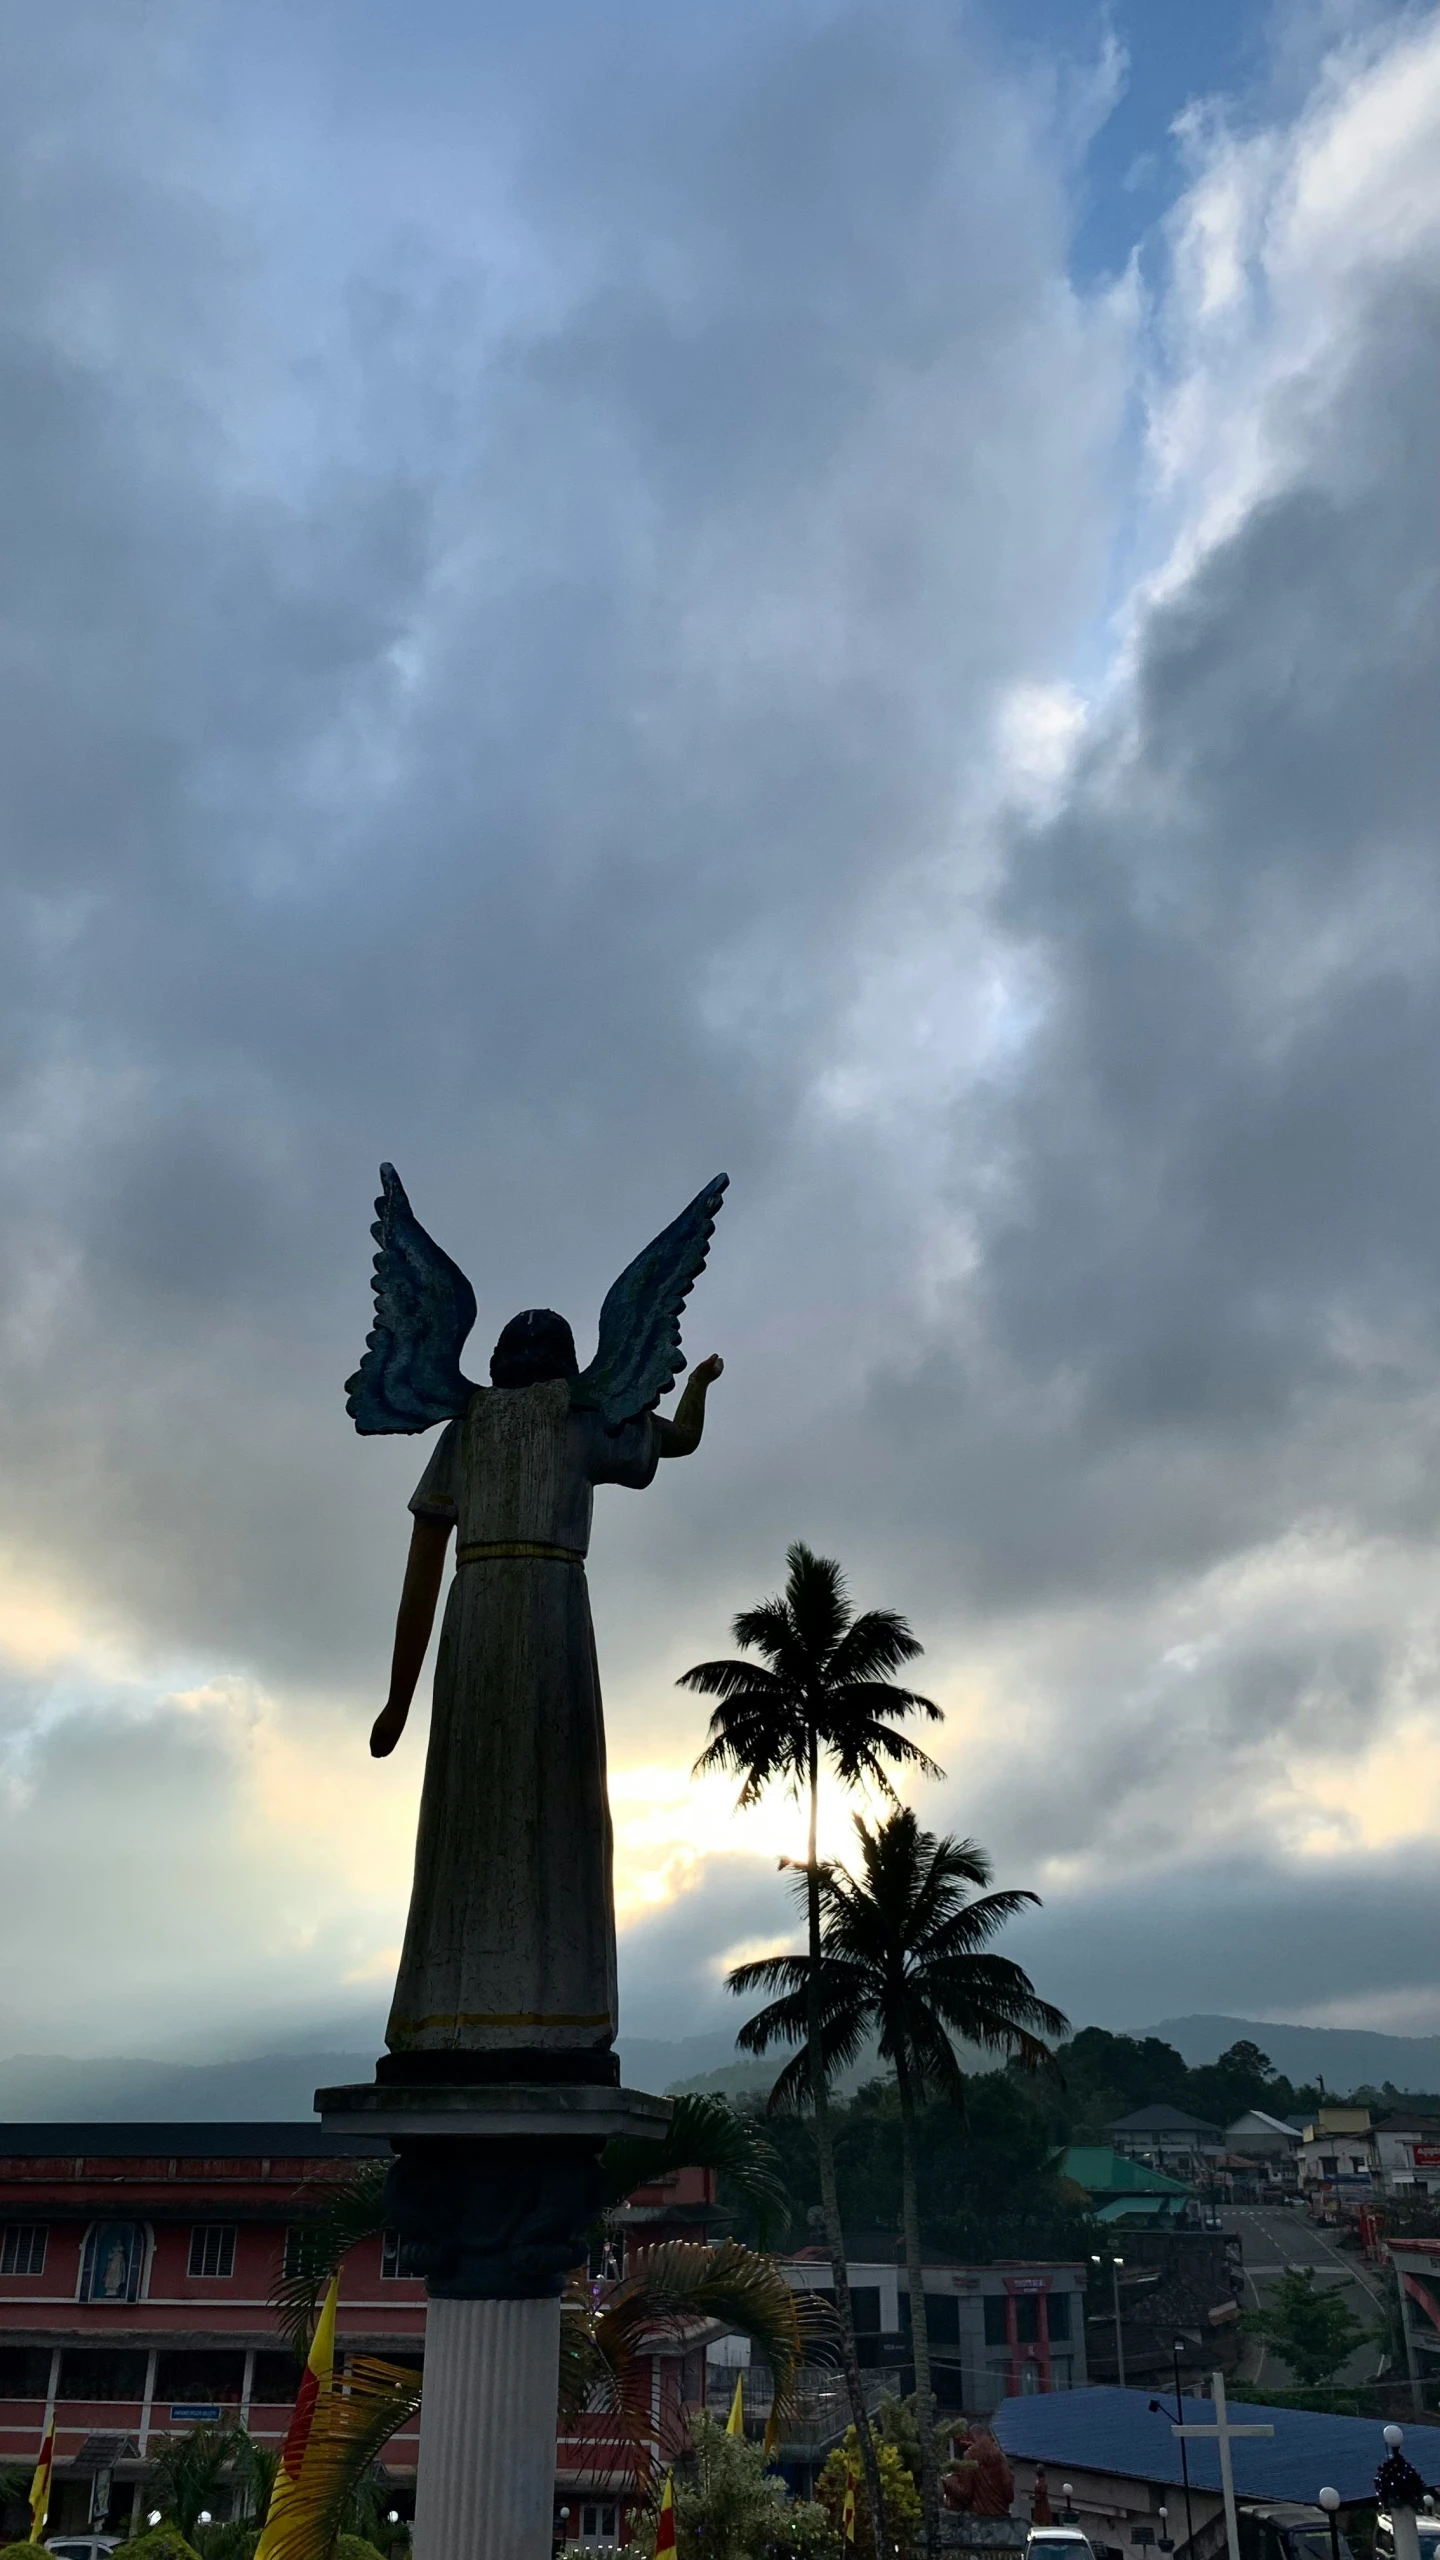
<box><xmin>682</xmin><ymin>1542</ymin><xmax>942</xmax><ymax>2551</ymax></box>
<box><xmin>730</xmin><ymin>1807</ymin><xmax>1068</xmax><ymax>2556</ymax></box>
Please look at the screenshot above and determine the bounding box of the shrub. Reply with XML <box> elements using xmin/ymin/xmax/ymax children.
<box><xmin>123</xmin><ymin>2528</ymin><xmax>201</xmax><ymax>2558</ymax></box>
<box><xmin>335</xmin><ymin>2541</ymin><xmax>389</xmax><ymax>2560</ymax></box>
<box><xmin>815</xmin><ymin>2432</ymin><xmax>923</xmax><ymax>2560</ymax></box>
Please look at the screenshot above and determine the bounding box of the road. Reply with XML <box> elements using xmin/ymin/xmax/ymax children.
<box><xmin>1228</xmin><ymin>2202</ymin><xmax>1390</xmax><ymax>2394</ymax></box>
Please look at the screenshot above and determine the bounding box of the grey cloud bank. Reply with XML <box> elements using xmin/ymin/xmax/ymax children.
<box><xmin>1</xmin><ymin>0</ymin><xmax>1439</xmax><ymax>2058</ymax></box>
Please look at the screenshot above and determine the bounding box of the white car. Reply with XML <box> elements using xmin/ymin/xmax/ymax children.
<box><xmin>1375</xmin><ymin>2518</ymin><xmax>1440</xmax><ymax>2560</ymax></box>
<box><xmin>46</xmin><ymin>2539</ymin><xmax>125</xmax><ymax>2559</ymax></box>
<box><xmin>1028</xmin><ymin>2531</ymin><xmax>1099</xmax><ymax>2560</ymax></box>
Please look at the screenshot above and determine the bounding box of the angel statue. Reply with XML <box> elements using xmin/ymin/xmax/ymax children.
<box><xmin>346</xmin><ymin>1165</ymin><xmax>727</xmax><ymax>2086</ymax></box>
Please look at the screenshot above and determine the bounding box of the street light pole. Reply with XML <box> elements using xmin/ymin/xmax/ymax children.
<box><xmin>1173</xmin><ymin>2342</ymin><xmax>1195</xmax><ymax>2552</ymax></box>
<box><xmin>1093</xmin><ymin>2252</ymin><xmax>1127</xmax><ymax>2387</ymax></box>
<box><xmin>1318</xmin><ymin>2486</ymin><xmax>1341</xmax><ymax>2560</ymax></box>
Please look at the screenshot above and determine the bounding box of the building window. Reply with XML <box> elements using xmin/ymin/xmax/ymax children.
<box><xmin>0</xmin><ymin>2346</ymin><xmax>52</xmax><ymax>2397</ymax></box>
<box><xmin>58</xmin><ymin>2346</ymin><xmax>149</xmax><ymax>2401</ymax></box>
<box><xmin>1320</xmin><ymin>2155</ymin><xmax>1338</xmax><ymax>2175</ymax></box>
<box><xmin>282</xmin><ymin>2226</ymin><xmax>308</xmax><ymax>2279</ymax></box>
<box><xmin>188</xmin><ymin>2225</ymin><xmax>237</xmax><ymax>2279</ymax></box>
<box><xmin>983</xmin><ymin>2296</ymin><xmax>1009</xmax><ymax>2347</ymax></box>
<box><xmin>925</xmin><ymin>2295</ymin><xmax>961</xmax><ymax>2347</ymax></box>
<box><xmin>1047</xmin><ymin>2292</ymin><xmax>1071</xmax><ymax>2341</ymax></box>
<box><xmin>79</xmin><ymin>2223</ymin><xmax>145</xmax><ymax>2304</ymax></box>
<box><xmin>381</xmin><ymin>2229</ymin><xmax>404</xmax><ymax>2279</ymax></box>
<box><xmin>251</xmin><ymin>2350</ymin><xmax>307</xmax><ymax>2405</ymax></box>
<box><xmin>579</xmin><ymin>2505</ymin><xmax>619</xmax><ymax>2543</ymax></box>
<box><xmin>155</xmin><ymin>2348</ymin><xmax>246</xmax><ymax>2407</ymax></box>
<box><xmin>0</xmin><ymin>2223</ymin><xmax>47</xmax><ymax>2276</ymax></box>
<box><xmin>1014</xmin><ymin>2294</ymin><xmax>1041</xmax><ymax>2345</ymax></box>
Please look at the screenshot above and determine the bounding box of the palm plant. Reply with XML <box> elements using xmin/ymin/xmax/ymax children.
<box><xmin>683</xmin><ymin>1541</ymin><xmax>942</xmax><ymax>2552</ymax></box>
<box><xmin>145</xmin><ymin>2422</ymin><xmax>248</xmax><ymax>2542</ymax></box>
<box><xmin>730</xmin><ymin>1807</ymin><xmax>1068</xmax><ymax>2556</ymax></box>
<box><xmin>257</xmin><ymin>2242</ymin><xmax>819</xmax><ymax>2555</ymax></box>
<box><xmin>263</xmin><ymin>2120</ymin><xmax>811</xmax><ymax>2556</ymax></box>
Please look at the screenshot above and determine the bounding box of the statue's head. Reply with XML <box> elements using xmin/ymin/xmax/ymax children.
<box><xmin>489</xmin><ymin>1308</ymin><xmax>579</xmax><ymax>1390</ymax></box>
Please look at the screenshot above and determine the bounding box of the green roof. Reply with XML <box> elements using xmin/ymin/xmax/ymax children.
<box><xmin>1058</xmin><ymin>2145</ymin><xmax>1193</xmax><ymax>2197</ymax></box>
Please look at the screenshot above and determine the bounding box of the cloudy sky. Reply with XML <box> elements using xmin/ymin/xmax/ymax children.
<box><xmin>4</xmin><ymin>0</ymin><xmax>1440</xmax><ymax>2073</ymax></box>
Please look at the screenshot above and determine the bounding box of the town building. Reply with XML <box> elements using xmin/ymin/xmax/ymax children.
<box><xmin>1058</xmin><ymin>2146</ymin><xmax>1194</xmax><ymax>2227</ymax></box>
<box><xmin>1297</xmin><ymin>2109</ymin><xmax>1375</xmax><ymax>2215</ymax></box>
<box><xmin>773</xmin><ymin>2247</ymin><xmax>1089</xmax><ymax>2416</ymax></box>
<box><xmin>993</xmin><ymin>2385</ymin><xmax>1440</xmax><ymax>2555</ymax></box>
<box><xmin>1369</xmin><ymin>2118</ymin><xmax>1440</xmax><ymax>2199</ymax></box>
<box><xmin>0</xmin><ymin>2124</ymin><xmax>720</xmax><ymax>2551</ymax></box>
<box><xmin>1225</xmin><ymin>2112</ymin><xmax>1303</xmax><ymax>2180</ymax></box>
<box><xmin>1078</xmin><ymin>2230</ymin><xmax>1244</xmax><ymax>2388</ymax></box>
<box><xmin>1107</xmin><ymin>2108</ymin><xmax>1227</xmax><ymax>2183</ymax></box>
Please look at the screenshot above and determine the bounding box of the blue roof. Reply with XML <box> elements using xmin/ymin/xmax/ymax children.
<box><xmin>993</xmin><ymin>2388</ymin><xmax>1440</xmax><ymax>2505</ymax></box>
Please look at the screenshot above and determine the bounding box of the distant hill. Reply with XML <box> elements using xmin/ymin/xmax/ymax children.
<box><xmin>1151</xmin><ymin>2014</ymin><xmax>1440</xmax><ymax>2094</ymax></box>
<box><xmin>8</xmin><ymin>2010</ymin><xmax>1430</xmax><ymax>2125</ymax></box>
<box><xmin>0</xmin><ymin>2049</ymin><xmax>378</xmax><ymax>2122</ymax></box>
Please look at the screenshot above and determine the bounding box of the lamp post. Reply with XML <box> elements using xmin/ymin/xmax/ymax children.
<box><xmin>1093</xmin><ymin>2252</ymin><xmax>1127</xmax><ymax>2387</ymax></box>
<box><xmin>1381</xmin><ymin>2425</ymin><xmax>1424</xmax><ymax>2560</ymax></box>
<box><xmin>1147</xmin><ymin>2345</ymin><xmax>1197</xmax><ymax>2550</ymax></box>
<box><xmin>1061</xmin><ymin>2484</ymin><xmax>1077</xmax><ymax>2524</ymax></box>
<box><xmin>1318</xmin><ymin>2486</ymin><xmax>1341</xmax><ymax>2560</ymax></box>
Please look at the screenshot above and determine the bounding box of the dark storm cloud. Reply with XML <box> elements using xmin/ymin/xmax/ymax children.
<box><xmin>1015</xmin><ymin>1848</ymin><xmax>1440</xmax><ymax>2036</ymax></box>
<box><xmin>0</xmin><ymin>0</ymin><xmax>1121</xmax><ymax>1692</ymax></box>
<box><xmin>3</xmin><ymin>0</ymin><xmax>1440</xmax><ymax>2054</ymax></box>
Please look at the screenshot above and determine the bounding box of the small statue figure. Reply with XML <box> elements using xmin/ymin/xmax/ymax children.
<box><xmin>1032</xmin><ymin>2469</ymin><xmax>1054</xmax><ymax>2526</ymax></box>
<box><xmin>941</xmin><ymin>2428</ymin><xmax>1016</xmax><ymax>2517</ymax></box>
<box><xmin>347</xmin><ymin>1164</ymin><xmax>727</xmax><ymax>2079</ymax></box>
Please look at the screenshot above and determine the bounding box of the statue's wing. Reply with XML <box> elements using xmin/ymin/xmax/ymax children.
<box><xmin>572</xmin><ymin>1172</ymin><xmax>728</xmax><ymax>1429</ymax></box>
<box><xmin>344</xmin><ymin>1163</ymin><xmax>481</xmax><ymax>1435</ymax></box>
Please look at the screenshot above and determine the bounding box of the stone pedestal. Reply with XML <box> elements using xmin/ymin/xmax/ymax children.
<box><xmin>315</xmin><ymin>2074</ymin><xmax>670</xmax><ymax>2560</ymax></box>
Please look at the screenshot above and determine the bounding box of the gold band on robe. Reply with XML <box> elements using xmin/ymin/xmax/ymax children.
<box><xmin>456</xmin><ymin>1538</ymin><xmax>586</xmax><ymax>1566</ymax></box>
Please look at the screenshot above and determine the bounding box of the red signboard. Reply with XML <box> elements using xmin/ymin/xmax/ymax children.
<box><xmin>1412</xmin><ymin>2146</ymin><xmax>1440</xmax><ymax>2168</ymax></box>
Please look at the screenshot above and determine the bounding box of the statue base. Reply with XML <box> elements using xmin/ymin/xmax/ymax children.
<box><xmin>314</xmin><ymin>2075</ymin><xmax>671</xmax><ymax>2299</ymax></box>
<box><xmin>315</xmin><ymin>2074</ymin><xmax>670</xmax><ymax>2559</ymax></box>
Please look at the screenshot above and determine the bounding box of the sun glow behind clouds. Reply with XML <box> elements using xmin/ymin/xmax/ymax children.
<box><xmin>608</xmin><ymin>1759</ymin><xmax>900</xmax><ymax>1921</ymax></box>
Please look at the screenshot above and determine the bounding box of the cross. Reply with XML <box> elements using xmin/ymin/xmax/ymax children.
<box><xmin>1174</xmin><ymin>2369</ymin><xmax>1274</xmax><ymax>2560</ymax></box>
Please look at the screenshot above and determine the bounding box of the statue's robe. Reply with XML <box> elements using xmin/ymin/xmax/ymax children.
<box><xmin>386</xmin><ymin>1377</ymin><xmax>658</xmax><ymax>2062</ymax></box>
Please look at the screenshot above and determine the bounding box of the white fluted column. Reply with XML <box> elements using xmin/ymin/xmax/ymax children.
<box><xmin>412</xmin><ymin>2296</ymin><xmax>562</xmax><ymax>2560</ymax></box>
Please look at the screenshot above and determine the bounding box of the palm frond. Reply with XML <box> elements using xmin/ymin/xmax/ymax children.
<box><xmin>597</xmin><ymin>2091</ymin><xmax>792</xmax><ymax>2239</ymax></box>
<box><xmin>258</xmin><ymin>2357</ymin><xmax>421</xmax><ymax>2560</ymax></box>
<box><xmin>825</xmin><ymin>1609</ymin><xmax>926</xmax><ymax>1687</ymax></box>
<box><xmin>679</xmin><ymin>1657</ymin><xmax>784</xmax><ymax>1702</ymax></box>
<box><xmin>270</xmin><ymin>2163</ymin><xmax>390</xmax><ymax>2357</ymax></box>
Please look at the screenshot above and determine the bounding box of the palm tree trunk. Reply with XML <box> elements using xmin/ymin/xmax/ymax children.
<box><xmin>806</xmin><ymin>1733</ymin><xmax>890</xmax><ymax>2555</ymax></box>
<box><xmin>895</xmin><ymin>2048</ymin><xmax>941</xmax><ymax>2555</ymax></box>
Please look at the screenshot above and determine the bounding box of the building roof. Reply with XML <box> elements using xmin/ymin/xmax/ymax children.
<box><xmin>0</xmin><ymin>2121</ymin><xmax>388</xmax><ymax>2158</ymax></box>
<box><xmin>1060</xmin><ymin>2147</ymin><xmax>1192</xmax><ymax>2196</ymax></box>
<box><xmin>1226</xmin><ymin>2110</ymin><xmax>1303</xmax><ymax>2143</ymax></box>
<box><xmin>992</xmin><ymin>2386</ymin><xmax>1440</xmax><ymax>2505</ymax></box>
<box><xmin>1107</xmin><ymin>2106</ymin><xmax>1226</xmax><ymax>2138</ymax></box>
